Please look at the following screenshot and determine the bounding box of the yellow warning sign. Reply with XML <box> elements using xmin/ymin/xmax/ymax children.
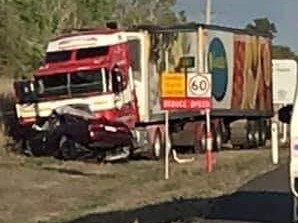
<box><xmin>161</xmin><ymin>72</ymin><xmax>186</xmax><ymax>97</ymax></box>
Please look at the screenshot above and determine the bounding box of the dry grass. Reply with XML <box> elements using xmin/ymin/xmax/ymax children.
<box><xmin>0</xmin><ymin>78</ymin><xmax>288</xmax><ymax>222</ymax></box>
<box><xmin>0</xmin><ymin>142</ymin><xmax>288</xmax><ymax>223</ymax></box>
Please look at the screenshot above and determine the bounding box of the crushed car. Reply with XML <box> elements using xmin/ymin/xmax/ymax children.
<box><xmin>23</xmin><ymin>105</ymin><xmax>134</xmax><ymax>162</ymax></box>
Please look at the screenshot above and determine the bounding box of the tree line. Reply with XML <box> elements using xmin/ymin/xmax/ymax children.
<box><xmin>0</xmin><ymin>0</ymin><xmax>185</xmax><ymax>78</ymax></box>
<box><xmin>246</xmin><ymin>17</ymin><xmax>298</xmax><ymax>62</ymax></box>
<box><xmin>0</xmin><ymin>1</ymin><xmax>296</xmax><ymax>79</ymax></box>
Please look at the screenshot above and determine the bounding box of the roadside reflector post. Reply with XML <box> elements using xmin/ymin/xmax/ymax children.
<box><xmin>205</xmin><ymin>108</ymin><xmax>213</xmax><ymax>172</ymax></box>
<box><xmin>271</xmin><ymin>122</ymin><xmax>279</xmax><ymax>165</ymax></box>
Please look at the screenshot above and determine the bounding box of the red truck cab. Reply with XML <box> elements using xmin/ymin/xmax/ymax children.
<box><xmin>14</xmin><ymin>28</ymin><xmax>139</xmax><ymax>128</ymax></box>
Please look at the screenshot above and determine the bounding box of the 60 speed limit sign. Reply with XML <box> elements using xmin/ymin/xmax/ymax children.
<box><xmin>187</xmin><ymin>73</ymin><xmax>211</xmax><ymax>97</ymax></box>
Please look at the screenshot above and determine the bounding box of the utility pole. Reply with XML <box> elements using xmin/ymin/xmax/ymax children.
<box><xmin>205</xmin><ymin>0</ymin><xmax>212</xmax><ymax>24</ymax></box>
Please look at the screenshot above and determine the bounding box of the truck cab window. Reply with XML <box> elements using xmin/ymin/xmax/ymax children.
<box><xmin>76</xmin><ymin>46</ymin><xmax>109</xmax><ymax>60</ymax></box>
<box><xmin>128</xmin><ymin>39</ymin><xmax>141</xmax><ymax>81</ymax></box>
<box><xmin>45</xmin><ymin>51</ymin><xmax>72</xmax><ymax>63</ymax></box>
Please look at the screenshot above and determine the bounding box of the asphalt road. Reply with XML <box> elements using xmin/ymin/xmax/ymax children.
<box><xmin>63</xmin><ymin>163</ymin><xmax>294</xmax><ymax>223</ymax></box>
<box><xmin>205</xmin><ymin>163</ymin><xmax>293</xmax><ymax>223</ymax></box>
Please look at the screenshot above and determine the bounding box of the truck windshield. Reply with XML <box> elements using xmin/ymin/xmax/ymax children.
<box><xmin>70</xmin><ymin>69</ymin><xmax>104</xmax><ymax>94</ymax></box>
<box><xmin>36</xmin><ymin>68</ymin><xmax>107</xmax><ymax>98</ymax></box>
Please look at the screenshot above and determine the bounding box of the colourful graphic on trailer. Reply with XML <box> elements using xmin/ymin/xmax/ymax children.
<box><xmin>231</xmin><ymin>34</ymin><xmax>272</xmax><ymax>111</ymax></box>
<box><xmin>208</xmin><ymin>38</ymin><xmax>228</xmax><ymax>101</ymax></box>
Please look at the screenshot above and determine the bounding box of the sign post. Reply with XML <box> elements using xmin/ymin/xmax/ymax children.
<box><xmin>161</xmin><ymin>71</ymin><xmax>212</xmax><ymax>178</ymax></box>
<box><xmin>165</xmin><ymin>110</ymin><xmax>170</xmax><ymax>179</ymax></box>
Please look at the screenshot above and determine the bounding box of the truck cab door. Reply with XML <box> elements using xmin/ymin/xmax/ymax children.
<box><xmin>124</xmin><ymin>32</ymin><xmax>149</xmax><ymax>122</ymax></box>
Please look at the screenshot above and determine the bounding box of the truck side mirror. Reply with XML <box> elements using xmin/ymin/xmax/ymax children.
<box><xmin>111</xmin><ymin>69</ymin><xmax>124</xmax><ymax>93</ymax></box>
<box><xmin>13</xmin><ymin>80</ymin><xmax>37</xmax><ymax>103</ymax></box>
<box><xmin>278</xmin><ymin>105</ymin><xmax>293</xmax><ymax>124</ymax></box>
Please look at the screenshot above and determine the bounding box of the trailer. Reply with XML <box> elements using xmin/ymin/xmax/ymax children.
<box><xmin>273</xmin><ymin>59</ymin><xmax>297</xmax><ymax>106</ymax></box>
<box><xmin>13</xmin><ymin>23</ymin><xmax>273</xmax><ymax>159</ymax></box>
<box><xmin>272</xmin><ymin>59</ymin><xmax>297</xmax><ymax>142</ymax></box>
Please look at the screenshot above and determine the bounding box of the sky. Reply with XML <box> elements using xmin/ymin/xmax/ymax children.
<box><xmin>175</xmin><ymin>0</ymin><xmax>298</xmax><ymax>53</ymax></box>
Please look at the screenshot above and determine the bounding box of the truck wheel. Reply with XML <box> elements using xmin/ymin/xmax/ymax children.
<box><xmin>200</xmin><ymin>134</ymin><xmax>206</xmax><ymax>153</ymax></box>
<box><xmin>247</xmin><ymin>121</ymin><xmax>256</xmax><ymax>149</ymax></box>
<box><xmin>151</xmin><ymin>130</ymin><xmax>165</xmax><ymax>159</ymax></box>
<box><xmin>23</xmin><ymin>139</ymin><xmax>34</xmax><ymax>156</ymax></box>
<box><xmin>194</xmin><ymin>124</ymin><xmax>205</xmax><ymax>154</ymax></box>
<box><xmin>14</xmin><ymin>139</ymin><xmax>24</xmax><ymax>154</ymax></box>
<box><xmin>59</xmin><ymin>137</ymin><xmax>79</xmax><ymax>160</ymax></box>
<box><xmin>230</xmin><ymin>120</ymin><xmax>250</xmax><ymax>149</ymax></box>
<box><xmin>254</xmin><ymin>120</ymin><xmax>267</xmax><ymax>148</ymax></box>
<box><xmin>259</xmin><ymin>119</ymin><xmax>267</xmax><ymax>147</ymax></box>
<box><xmin>253</xmin><ymin>121</ymin><xmax>261</xmax><ymax>148</ymax></box>
<box><xmin>213</xmin><ymin>124</ymin><xmax>222</xmax><ymax>152</ymax></box>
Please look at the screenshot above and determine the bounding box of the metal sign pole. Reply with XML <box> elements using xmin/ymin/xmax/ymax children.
<box><xmin>205</xmin><ymin>0</ymin><xmax>212</xmax><ymax>25</ymax></box>
<box><xmin>164</xmin><ymin>48</ymin><xmax>170</xmax><ymax>180</ymax></box>
<box><xmin>165</xmin><ymin>110</ymin><xmax>170</xmax><ymax>179</ymax></box>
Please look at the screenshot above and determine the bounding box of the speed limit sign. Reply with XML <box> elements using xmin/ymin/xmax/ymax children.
<box><xmin>187</xmin><ymin>73</ymin><xmax>211</xmax><ymax>97</ymax></box>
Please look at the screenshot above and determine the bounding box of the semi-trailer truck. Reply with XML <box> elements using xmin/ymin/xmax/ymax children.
<box><xmin>13</xmin><ymin>23</ymin><xmax>273</xmax><ymax>158</ymax></box>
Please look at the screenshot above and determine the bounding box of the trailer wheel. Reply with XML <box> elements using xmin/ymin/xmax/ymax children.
<box><xmin>193</xmin><ymin>123</ymin><xmax>206</xmax><ymax>154</ymax></box>
<box><xmin>151</xmin><ymin>130</ymin><xmax>165</xmax><ymax>159</ymax></box>
<box><xmin>213</xmin><ymin>124</ymin><xmax>222</xmax><ymax>152</ymax></box>
<box><xmin>259</xmin><ymin>119</ymin><xmax>267</xmax><ymax>147</ymax></box>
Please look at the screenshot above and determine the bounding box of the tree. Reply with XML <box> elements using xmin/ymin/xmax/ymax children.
<box><xmin>246</xmin><ymin>17</ymin><xmax>277</xmax><ymax>37</ymax></box>
<box><xmin>0</xmin><ymin>0</ymin><xmax>184</xmax><ymax>78</ymax></box>
<box><xmin>117</xmin><ymin>0</ymin><xmax>185</xmax><ymax>26</ymax></box>
<box><xmin>245</xmin><ymin>17</ymin><xmax>298</xmax><ymax>61</ymax></box>
<box><xmin>272</xmin><ymin>45</ymin><xmax>298</xmax><ymax>61</ymax></box>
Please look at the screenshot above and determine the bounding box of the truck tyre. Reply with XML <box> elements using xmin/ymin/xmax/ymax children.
<box><xmin>23</xmin><ymin>139</ymin><xmax>34</xmax><ymax>156</ymax></box>
<box><xmin>213</xmin><ymin>124</ymin><xmax>222</xmax><ymax>152</ymax></box>
<box><xmin>230</xmin><ymin>120</ymin><xmax>250</xmax><ymax>149</ymax></box>
<box><xmin>200</xmin><ymin>134</ymin><xmax>206</xmax><ymax>153</ymax></box>
<box><xmin>254</xmin><ymin>123</ymin><xmax>261</xmax><ymax>148</ymax></box>
<box><xmin>253</xmin><ymin>120</ymin><xmax>266</xmax><ymax>148</ymax></box>
<box><xmin>247</xmin><ymin>121</ymin><xmax>256</xmax><ymax>149</ymax></box>
<box><xmin>151</xmin><ymin>130</ymin><xmax>165</xmax><ymax>159</ymax></box>
<box><xmin>59</xmin><ymin>137</ymin><xmax>79</xmax><ymax>160</ymax></box>
<box><xmin>14</xmin><ymin>139</ymin><xmax>24</xmax><ymax>154</ymax></box>
<box><xmin>194</xmin><ymin>124</ymin><xmax>206</xmax><ymax>154</ymax></box>
<box><xmin>258</xmin><ymin>119</ymin><xmax>267</xmax><ymax>147</ymax></box>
